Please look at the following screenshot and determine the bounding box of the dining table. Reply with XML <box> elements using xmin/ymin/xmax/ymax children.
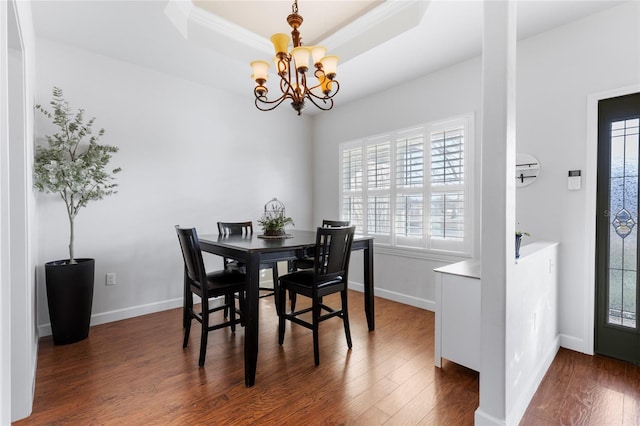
<box><xmin>197</xmin><ymin>229</ymin><xmax>375</xmax><ymax>387</ymax></box>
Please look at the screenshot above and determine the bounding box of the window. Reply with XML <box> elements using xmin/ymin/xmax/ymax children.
<box><xmin>339</xmin><ymin>114</ymin><xmax>474</xmax><ymax>255</ymax></box>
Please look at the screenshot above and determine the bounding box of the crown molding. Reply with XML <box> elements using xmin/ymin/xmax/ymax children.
<box><xmin>164</xmin><ymin>0</ymin><xmax>428</xmax><ymax>65</ymax></box>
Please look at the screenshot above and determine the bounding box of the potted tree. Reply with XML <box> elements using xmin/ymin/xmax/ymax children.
<box><xmin>34</xmin><ymin>87</ymin><xmax>121</xmax><ymax>344</ymax></box>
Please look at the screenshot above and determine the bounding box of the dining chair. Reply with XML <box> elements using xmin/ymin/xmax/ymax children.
<box><xmin>277</xmin><ymin>225</ymin><xmax>356</xmax><ymax>366</ymax></box>
<box><xmin>290</xmin><ymin>220</ymin><xmax>351</xmax><ymax>270</ymax></box>
<box><xmin>175</xmin><ymin>226</ymin><xmax>247</xmax><ymax>367</ymax></box>
<box><xmin>217</xmin><ymin>221</ymin><xmax>280</xmax><ymax>312</ymax></box>
<box><xmin>288</xmin><ymin>219</ymin><xmax>351</xmax><ymax>311</ymax></box>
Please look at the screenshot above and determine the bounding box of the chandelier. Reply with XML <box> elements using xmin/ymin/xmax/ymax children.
<box><xmin>250</xmin><ymin>0</ymin><xmax>340</xmax><ymax>116</ymax></box>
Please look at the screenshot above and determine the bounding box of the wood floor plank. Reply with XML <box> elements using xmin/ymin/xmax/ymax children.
<box><xmin>15</xmin><ymin>290</ymin><xmax>640</xmax><ymax>425</ymax></box>
<box><xmin>352</xmin><ymin>405</ymin><xmax>390</xmax><ymax>425</ymax></box>
<box><xmin>375</xmin><ymin>365</ymin><xmax>435</xmax><ymax>416</ymax></box>
<box><xmin>523</xmin><ymin>348</ymin><xmax>577</xmax><ymax>423</ymax></box>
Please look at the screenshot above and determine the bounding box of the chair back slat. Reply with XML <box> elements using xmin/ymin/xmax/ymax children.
<box><xmin>314</xmin><ymin>226</ymin><xmax>355</xmax><ymax>282</ymax></box>
<box><xmin>175</xmin><ymin>226</ymin><xmax>208</xmax><ymax>295</ymax></box>
<box><xmin>322</xmin><ymin>219</ymin><xmax>350</xmax><ymax>228</ymax></box>
<box><xmin>217</xmin><ymin>221</ymin><xmax>253</xmax><ymax>236</ymax></box>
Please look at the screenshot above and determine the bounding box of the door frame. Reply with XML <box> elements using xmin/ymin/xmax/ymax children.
<box><xmin>586</xmin><ymin>84</ymin><xmax>640</xmax><ymax>355</ymax></box>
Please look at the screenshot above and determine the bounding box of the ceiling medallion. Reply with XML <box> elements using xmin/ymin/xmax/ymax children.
<box><xmin>250</xmin><ymin>0</ymin><xmax>340</xmax><ymax>116</ymax></box>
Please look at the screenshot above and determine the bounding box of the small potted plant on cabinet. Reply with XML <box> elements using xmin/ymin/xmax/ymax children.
<box><xmin>515</xmin><ymin>230</ymin><xmax>531</xmax><ymax>259</ymax></box>
<box><xmin>34</xmin><ymin>87</ymin><xmax>121</xmax><ymax>344</ymax></box>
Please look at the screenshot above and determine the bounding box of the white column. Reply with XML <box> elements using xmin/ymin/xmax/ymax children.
<box><xmin>0</xmin><ymin>0</ymin><xmax>12</xmax><ymax>424</ymax></box>
<box><xmin>475</xmin><ymin>1</ymin><xmax>517</xmax><ymax>425</ymax></box>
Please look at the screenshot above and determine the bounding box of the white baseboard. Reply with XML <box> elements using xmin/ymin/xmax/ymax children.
<box><xmin>38</xmin><ymin>297</ymin><xmax>183</xmax><ymax>337</ymax></box>
<box><xmin>474</xmin><ymin>408</ymin><xmax>507</xmax><ymax>426</ymax></box>
<box><xmin>349</xmin><ymin>281</ymin><xmax>436</xmax><ymax>312</ymax></box>
<box><xmin>38</xmin><ymin>285</ymin><xmax>434</xmax><ymax>337</ymax></box>
<box><xmin>560</xmin><ymin>333</ymin><xmax>592</xmax><ymax>355</ymax></box>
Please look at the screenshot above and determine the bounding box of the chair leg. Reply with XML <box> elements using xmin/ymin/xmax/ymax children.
<box><xmin>290</xmin><ymin>291</ymin><xmax>297</xmax><ymax>312</ymax></box>
<box><xmin>183</xmin><ymin>286</ymin><xmax>193</xmax><ymax>348</ymax></box>
<box><xmin>183</xmin><ymin>316</ymin><xmax>191</xmax><ymax>348</ymax></box>
<box><xmin>199</xmin><ymin>311</ymin><xmax>209</xmax><ymax>367</ymax></box>
<box><xmin>229</xmin><ymin>294</ymin><xmax>236</xmax><ymax>333</ymax></box>
<box><xmin>341</xmin><ymin>289</ymin><xmax>352</xmax><ymax>349</ymax></box>
<box><xmin>278</xmin><ymin>286</ymin><xmax>287</xmax><ymax>345</ymax></box>
<box><xmin>313</xmin><ymin>298</ymin><xmax>321</xmax><ymax>366</ymax></box>
<box><xmin>271</xmin><ymin>266</ymin><xmax>280</xmax><ymax>315</ymax></box>
<box><xmin>238</xmin><ymin>291</ymin><xmax>246</xmax><ymax>326</ymax></box>
<box><xmin>271</xmin><ymin>264</ymin><xmax>279</xmax><ymax>286</ymax></box>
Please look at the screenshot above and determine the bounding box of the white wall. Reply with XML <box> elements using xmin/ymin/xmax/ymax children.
<box><xmin>515</xmin><ymin>1</ymin><xmax>640</xmax><ymax>353</ymax></box>
<box><xmin>34</xmin><ymin>39</ymin><xmax>314</xmax><ymax>331</ymax></box>
<box><xmin>312</xmin><ymin>2</ymin><xmax>640</xmax><ymax>353</ymax></box>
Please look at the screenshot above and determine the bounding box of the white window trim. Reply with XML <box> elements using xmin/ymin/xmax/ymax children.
<box><xmin>339</xmin><ymin>113</ymin><xmax>475</xmax><ymax>258</ymax></box>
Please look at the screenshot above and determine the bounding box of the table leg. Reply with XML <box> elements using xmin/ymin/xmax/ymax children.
<box><xmin>363</xmin><ymin>239</ymin><xmax>375</xmax><ymax>331</ymax></box>
<box><xmin>244</xmin><ymin>253</ymin><xmax>260</xmax><ymax>387</ymax></box>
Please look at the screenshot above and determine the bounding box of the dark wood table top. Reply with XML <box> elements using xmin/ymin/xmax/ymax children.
<box><xmin>199</xmin><ymin>229</ymin><xmax>373</xmax><ymax>254</ymax></box>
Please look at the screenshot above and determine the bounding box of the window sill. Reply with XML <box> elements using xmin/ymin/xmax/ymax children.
<box><xmin>373</xmin><ymin>244</ymin><xmax>471</xmax><ymax>263</ymax></box>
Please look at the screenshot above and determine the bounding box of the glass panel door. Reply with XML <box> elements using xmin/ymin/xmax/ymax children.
<box><xmin>596</xmin><ymin>92</ymin><xmax>640</xmax><ymax>364</ymax></box>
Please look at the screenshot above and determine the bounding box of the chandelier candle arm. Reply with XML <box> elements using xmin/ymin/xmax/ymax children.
<box><xmin>250</xmin><ymin>0</ymin><xmax>339</xmax><ymax>116</ymax></box>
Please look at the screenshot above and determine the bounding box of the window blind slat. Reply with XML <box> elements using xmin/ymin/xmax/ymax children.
<box><xmin>367</xmin><ymin>143</ymin><xmax>391</xmax><ymax>189</ymax></box>
<box><xmin>396</xmin><ymin>135</ymin><xmax>424</xmax><ymax>188</ymax></box>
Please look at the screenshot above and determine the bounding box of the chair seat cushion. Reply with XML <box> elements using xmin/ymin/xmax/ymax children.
<box><xmin>205</xmin><ymin>270</ymin><xmax>247</xmax><ymax>292</ymax></box>
<box><xmin>280</xmin><ymin>270</ymin><xmax>343</xmax><ymax>289</ymax></box>
<box><xmin>224</xmin><ymin>260</ymin><xmax>245</xmax><ymax>273</ymax></box>
<box><xmin>225</xmin><ymin>260</ymin><xmax>276</xmax><ymax>272</ymax></box>
<box><xmin>292</xmin><ymin>257</ymin><xmax>314</xmax><ymax>270</ymax></box>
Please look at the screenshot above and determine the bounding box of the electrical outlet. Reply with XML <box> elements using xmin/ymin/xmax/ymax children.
<box><xmin>106</xmin><ymin>272</ymin><xmax>116</xmax><ymax>286</ymax></box>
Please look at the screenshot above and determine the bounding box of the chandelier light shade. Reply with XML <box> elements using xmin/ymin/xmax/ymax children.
<box><xmin>250</xmin><ymin>0</ymin><xmax>340</xmax><ymax>116</ymax></box>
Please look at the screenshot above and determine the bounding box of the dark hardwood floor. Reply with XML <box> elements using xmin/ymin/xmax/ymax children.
<box><xmin>13</xmin><ymin>291</ymin><xmax>640</xmax><ymax>425</ymax></box>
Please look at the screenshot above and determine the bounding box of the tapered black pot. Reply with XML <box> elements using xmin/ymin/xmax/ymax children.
<box><xmin>45</xmin><ymin>258</ymin><xmax>95</xmax><ymax>345</ymax></box>
<box><xmin>515</xmin><ymin>235</ymin><xmax>523</xmax><ymax>259</ymax></box>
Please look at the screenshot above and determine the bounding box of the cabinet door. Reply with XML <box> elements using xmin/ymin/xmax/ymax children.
<box><xmin>441</xmin><ymin>274</ymin><xmax>481</xmax><ymax>371</ymax></box>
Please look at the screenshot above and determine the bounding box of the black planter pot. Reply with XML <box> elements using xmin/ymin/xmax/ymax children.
<box><xmin>45</xmin><ymin>258</ymin><xmax>95</xmax><ymax>345</ymax></box>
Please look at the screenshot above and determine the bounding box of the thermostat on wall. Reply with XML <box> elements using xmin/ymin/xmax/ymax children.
<box><xmin>568</xmin><ymin>170</ymin><xmax>581</xmax><ymax>190</ymax></box>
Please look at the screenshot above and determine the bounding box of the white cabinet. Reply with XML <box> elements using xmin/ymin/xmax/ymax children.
<box><xmin>434</xmin><ymin>259</ymin><xmax>481</xmax><ymax>372</ymax></box>
<box><xmin>434</xmin><ymin>242</ymin><xmax>559</xmax><ymax>381</ymax></box>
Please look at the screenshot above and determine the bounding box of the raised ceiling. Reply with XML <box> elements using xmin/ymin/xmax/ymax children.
<box><xmin>30</xmin><ymin>1</ymin><xmax>627</xmax><ymax>113</ymax></box>
<box><xmin>193</xmin><ymin>0</ymin><xmax>385</xmax><ymax>46</ymax></box>
<box><xmin>164</xmin><ymin>0</ymin><xmax>429</xmax><ymax>67</ymax></box>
